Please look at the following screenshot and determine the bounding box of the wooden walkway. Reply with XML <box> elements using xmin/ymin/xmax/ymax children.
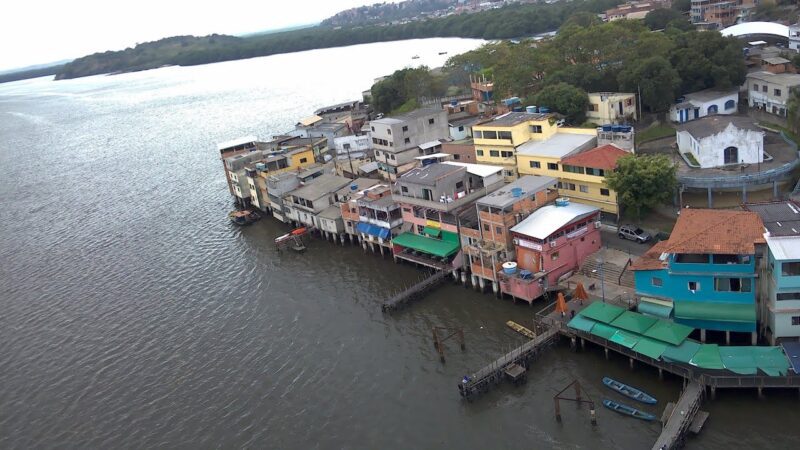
<box><xmin>458</xmin><ymin>328</ymin><xmax>559</xmax><ymax>399</ymax></box>
<box><xmin>381</xmin><ymin>270</ymin><xmax>450</xmax><ymax>311</ymax></box>
<box><xmin>652</xmin><ymin>381</ymin><xmax>704</xmax><ymax>450</ymax></box>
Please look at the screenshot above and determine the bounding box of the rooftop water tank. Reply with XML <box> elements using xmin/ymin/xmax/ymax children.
<box><xmin>538</xmin><ymin>107</ymin><xmax>550</xmax><ymax>113</ymax></box>
<box><xmin>612</xmin><ymin>125</ymin><xmax>623</xmax><ymax>132</ymax></box>
<box><xmin>512</xmin><ymin>106</ymin><xmax>524</xmax><ymax>112</ymax></box>
<box><xmin>555</xmin><ymin>197</ymin><xmax>570</xmax><ymax>207</ymax></box>
<box><xmin>502</xmin><ymin>261</ymin><xmax>518</xmax><ymax>275</ymax></box>
<box><xmin>350</xmin><ymin>184</ymin><xmax>358</xmax><ymax>191</ymax></box>
<box><xmin>602</xmin><ymin>125</ymin><xmax>613</xmax><ymax>131</ymax></box>
<box><xmin>451</xmin><ymin>100</ymin><xmax>458</xmax><ymax>106</ymax></box>
<box><xmin>511</xmin><ymin>187</ymin><xmax>523</xmax><ymax>198</ymax></box>
<box><xmin>526</xmin><ymin>105</ymin><xmax>538</xmax><ymax>114</ymax></box>
<box><xmin>255</xmin><ymin>162</ymin><xmax>266</xmax><ymax>170</ymax></box>
<box><xmin>621</xmin><ymin>126</ymin><xmax>632</xmax><ymax>132</ymax></box>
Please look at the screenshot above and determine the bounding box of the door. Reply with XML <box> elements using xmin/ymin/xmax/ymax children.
<box><xmin>724</xmin><ymin>146</ymin><xmax>738</xmax><ymax>165</ymax></box>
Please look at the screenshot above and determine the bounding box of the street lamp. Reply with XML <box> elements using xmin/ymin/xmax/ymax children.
<box><xmin>598</xmin><ymin>252</ymin><xmax>606</xmax><ymax>303</ymax></box>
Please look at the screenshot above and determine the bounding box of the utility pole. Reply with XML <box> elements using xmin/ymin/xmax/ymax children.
<box><xmin>598</xmin><ymin>251</ymin><xmax>606</xmax><ymax>303</ymax></box>
<box><xmin>637</xmin><ymin>84</ymin><xmax>643</xmax><ymax>122</ymax></box>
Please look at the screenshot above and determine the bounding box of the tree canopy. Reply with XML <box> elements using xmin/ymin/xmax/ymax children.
<box><xmin>606</xmin><ymin>154</ymin><xmax>677</xmax><ymax>220</ymax></box>
<box><xmin>370</xmin><ymin>67</ymin><xmax>446</xmax><ymax>114</ymax></box>
<box><xmin>532</xmin><ymin>83</ymin><xmax>589</xmax><ymax>124</ymax></box>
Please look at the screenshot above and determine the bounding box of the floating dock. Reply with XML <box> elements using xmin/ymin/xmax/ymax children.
<box><xmin>651</xmin><ymin>381</ymin><xmax>704</xmax><ymax>450</ymax></box>
<box><xmin>382</xmin><ymin>270</ymin><xmax>450</xmax><ymax>311</ymax></box>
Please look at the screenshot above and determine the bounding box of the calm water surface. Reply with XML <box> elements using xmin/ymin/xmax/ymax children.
<box><xmin>1</xmin><ymin>38</ymin><xmax>798</xmax><ymax>449</ymax></box>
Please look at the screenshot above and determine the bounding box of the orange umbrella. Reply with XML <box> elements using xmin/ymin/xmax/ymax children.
<box><xmin>573</xmin><ymin>282</ymin><xmax>589</xmax><ymax>303</ymax></box>
<box><xmin>555</xmin><ymin>292</ymin><xmax>568</xmax><ymax>315</ymax></box>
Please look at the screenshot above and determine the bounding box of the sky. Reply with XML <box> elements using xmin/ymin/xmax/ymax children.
<box><xmin>0</xmin><ymin>0</ymin><xmax>397</xmax><ymax>72</ymax></box>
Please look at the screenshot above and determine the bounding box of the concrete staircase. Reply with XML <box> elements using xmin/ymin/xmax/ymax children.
<box><xmin>580</xmin><ymin>252</ymin><xmax>635</xmax><ymax>289</ymax></box>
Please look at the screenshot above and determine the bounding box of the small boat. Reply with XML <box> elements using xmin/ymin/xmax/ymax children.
<box><xmin>602</xmin><ymin>377</ymin><xmax>657</xmax><ymax>404</ymax></box>
<box><xmin>438</xmin><ymin>51</ymin><xmax>447</xmax><ymax>55</ymax></box>
<box><xmin>291</xmin><ymin>227</ymin><xmax>307</xmax><ymax>236</ymax></box>
<box><xmin>411</xmin><ymin>55</ymin><xmax>420</xmax><ymax>59</ymax></box>
<box><xmin>229</xmin><ymin>210</ymin><xmax>259</xmax><ymax>226</ymax></box>
<box><xmin>602</xmin><ymin>399</ymin><xmax>656</xmax><ymax>421</ymax></box>
<box><xmin>506</xmin><ymin>320</ymin><xmax>536</xmax><ymax>339</ymax></box>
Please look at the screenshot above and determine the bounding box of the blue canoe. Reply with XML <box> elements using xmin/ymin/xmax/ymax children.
<box><xmin>602</xmin><ymin>399</ymin><xmax>657</xmax><ymax>421</ymax></box>
<box><xmin>602</xmin><ymin>377</ymin><xmax>657</xmax><ymax>405</ymax></box>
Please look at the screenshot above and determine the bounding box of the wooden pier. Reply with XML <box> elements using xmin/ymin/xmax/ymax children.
<box><xmin>652</xmin><ymin>381</ymin><xmax>704</xmax><ymax>450</ymax></box>
<box><xmin>381</xmin><ymin>270</ymin><xmax>450</xmax><ymax>311</ymax></box>
<box><xmin>458</xmin><ymin>327</ymin><xmax>559</xmax><ymax>399</ymax></box>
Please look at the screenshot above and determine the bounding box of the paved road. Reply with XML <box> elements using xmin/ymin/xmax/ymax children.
<box><xmin>600</xmin><ymin>229</ymin><xmax>653</xmax><ymax>257</ymax></box>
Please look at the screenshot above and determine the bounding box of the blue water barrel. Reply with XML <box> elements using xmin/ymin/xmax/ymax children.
<box><xmin>511</xmin><ymin>187</ymin><xmax>523</xmax><ymax>197</ymax></box>
<box><xmin>350</xmin><ymin>184</ymin><xmax>358</xmax><ymax>191</ymax></box>
<box><xmin>538</xmin><ymin>107</ymin><xmax>550</xmax><ymax>113</ymax></box>
<box><xmin>612</xmin><ymin>125</ymin><xmax>623</xmax><ymax>132</ymax></box>
<box><xmin>512</xmin><ymin>106</ymin><xmax>524</xmax><ymax>112</ymax></box>
<box><xmin>602</xmin><ymin>125</ymin><xmax>613</xmax><ymax>131</ymax></box>
<box><xmin>519</xmin><ymin>270</ymin><xmax>532</xmax><ymax>279</ymax></box>
<box><xmin>622</xmin><ymin>126</ymin><xmax>632</xmax><ymax>132</ymax></box>
<box><xmin>526</xmin><ymin>105</ymin><xmax>537</xmax><ymax>114</ymax></box>
<box><xmin>555</xmin><ymin>197</ymin><xmax>570</xmax><ymax>207</ymax></box>
<box><xmin>450</xmin><ymin>100</ymin><xmax>458</xmax><ymax>106</ymax></box>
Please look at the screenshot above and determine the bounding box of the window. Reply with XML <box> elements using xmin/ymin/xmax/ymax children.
<box><xmin>625</xmin><ymin>98</ymin><xmax>633</xmax><ymax>106</ymax></box>
<box><xmin>476</xmin><ymin>149</ymin><xmax>484</xmax><ymax>156</ymax></box>
<box><xmin>753</xmin><ymin>83</ymin><xmax>759</xmax><ymax>91</ymax></box>
<box><xmin>456</xmin><ymin>181</ymin><xmax>464</xmax><ymax>189</ymax></box>
<box><xmin>428</xmin><ymin>118</ymin><xmax>435</xmax><ymax>124</ymax></box>
<box><xmin>453</xmin><ymin>154</ymin><xmax>461</xmax><ymax>160</ymax></box>
<box><xmin>762</xmin><ymin>85</ymin><xmax>767</xmax><ymax>93</ymax></box>
<box><xmin>474</xmin><ymin>130</ymin><xmax>482</xmax><ymax>139</ymax></box>
<box><xmin>371</xmin><ymin>126</ymin><xmax>375</xmax><ymax>131</ymax></box>
<box><xmin>600</xmin><ymin>188</ymin><xmax>610</xmax><ymax>196</ymax></box>
<box><xmin>402</xmin><ymin>126</ymin><xmax>408</xmax><ymax>132</ymax></box>
<box><xmin>548</xmin><ymin>163</ymin><xmax>559</xmax><ymax>170</ymax></box>
<box><xmin>417</xmin><ymin>224</ymin><xmax>425</xmax><ymax>234</ymax></box>
<box><xmin>498</xmin><ymin>131</ymin><xmax>512</xmax><ymax>140</ymax></box>
<box><xmin>775</xmin><ymin>89</ymin><xmax>782</xmax><ymax>97</ymax></box>
<box><xmin>458</xmin><ymin>126</ymin><xmax>464</xmax><ymax>131</ymax></box>
<box><xmin>792</xmin><ymin>316</ymin><xmax>800</xmax><ymax>326</ymax></box>
<box><xmin>724</xmin><ymin>100</ymin><xmax>736</xmax><ymax>110</ymax></box>
<box><xmin>784</xmin><ymin>262</ymin><xmax>800</xmax><ymax>276</ymax></box>
<box><xmin>530</xmin><ymin>125</ymin><xmax>542</xmax><ymax>133</ymax></box>
<box><xmin>688</xmin><ymin>281</ymin><xmax>699</xmax><ymax>291</ymax></box>
<box><xmin>563</xmin><ymin>165</ymin><xmax>584</xmax><ymax>174</ymax></box>
<box><xmin>588</xmin><ymin>104</ymin><xmax>598</xmax><ymax>111</ymax></box>
<box><xmin>777</xmin><ymin>292</ymin><xmax>800</xmax><ymax>301</ymax></box>
<box><xmin>496</xmin><ymin>226</ymin><xmax>502</xmax><ymax>235</ymax></box>
<box><xmin>714</xmin><ymin>277</ymin><xmax>751</xmax><ymax>292</ymax></box>
<box><xmin>504</xmin><ymin>170</ymin><xmax>514</xmax><ymax>177</ymax></box>
<box><xmin>483</xmin><ymin>130</ymin><xmax>497</xmax><ymax>139</ymax></box>
<box><xmin>579</xmin><ymin>185</ymin><xmax>589</xmax><ymax>193</ymax></box>
<box><xmin>500</xmin><ymin>150</ymin><xmax>513</xmax><ymax>158</ymax></box>
<box><xmin>490</xmin><ymin>150</ymin><xmax>500</xmax><ymax>157</ymax></box>
<box><xmin>551</xmin><ymin>252</ymin><xmax>559</xmax><ymax>261</ymax></box>
<box><xmin>389</xmin><ymin>154</ymin><xmax>396</xmax><ymax>160</ymax></box>
<box><xmin>586</xmin><ymin>168</ymin><xmax>605</xmax><ymax>176</ymax></box>
<box><xmin>530</xmin><ymin>161</ymin><xmax>541</xmax><ymax>168</ymax></box>
<box><xmin>387</xmin><ymin>129</ymin><xmax>391</xmax><ymax>135</ymax></box>
<box><xmin>483</xmin><ymin>223</ymin><xmax>490</xmax><ymax>232</ymax></box>
<box><xmin>652</xmin><ymin>277</ymin><xmax>663</xmax><ymax>287</ymax></box>
<box><xmin>401</xmin><ymin>185</ymin><xmax>408</xmax><ymax>193</ymax></box>
<box><xmin>404</xmin><ymin>137</ymin><xmax>410</xmax><ymax>144</ymax></box>
<box><xmin>707</xmin><ymin>104</ymin><xmax>718</xmax><ymax>115</ymax></box>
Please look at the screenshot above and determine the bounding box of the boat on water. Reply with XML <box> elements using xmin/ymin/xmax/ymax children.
<box><xmin>229</xmin><ymin>210</ymin><xmax>259</xmax><ymax>226</ymax></box>
<box><xmin>411</xmin><ymin>55</ymin><xmax>420</xmax><ymax>59</ymax></box>
<box><xmin>602</xmin><ymin>399</ymin><xmax>656</xmax><ymax>421</ymax></box>
<box><xmin>438</xmin><ymin>51</ymin><xmax>447</xmax><ymax>55</ymax></box>
<box><xmin>602</xmin><ymin>377</ymin><xmax>657</xmax><ymax>404</ymax></box>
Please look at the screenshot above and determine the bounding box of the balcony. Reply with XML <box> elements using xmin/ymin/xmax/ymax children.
<box><xmin>393</xmin><ymin>180</ymin><xmax>505</xmax><ymax>212</ymax></box>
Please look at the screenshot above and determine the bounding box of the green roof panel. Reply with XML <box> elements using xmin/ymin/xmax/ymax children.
<box><xmin>633</xmin><ymin>337</ymin><xmax>668</xmax><ymax>360</ymax></box>
<box><xmin>719</xmin><ymin>347</ymin><xmax>758</xmax><ymax>375</ymax></box>
<box><xmin>690</xmin><ymin>344</ymin><xmax>725</xmax><ymax>370</ymax></box>
<box><xmin>422</xmin><ymin>226</ymin><xmax>441</xmax><ymax>237</ymax></box>
<box><xmin>753</xmin><ymin>347</ymin><xmax>790</xmax><ymax>377</ymax></box>
<box><xmin>392</xmin><ymin>232</ymin><xmax>460</xmax><ymax>258</ymax></box>
<box><xmin>609</xmin><ymin>330</ymin><xmax>640</xmax><ymax>349</ymax></box>
<box><xmin>610</xmin><ymin>311</ymin><xmax>658</xmax><ymax>334</ymax></box>
<box><xmin>638</xmin><ymin>300</ymin><xmax>673</xmax><ymax>319</ymax></box>
<box><xmin>661</xmin><ymin>340</ymin><xmax>702</xmax><ymax>364</ymax></box>
<box><xmin>674</xmin><ymin>301</ymin><xmax>756</xmax><ymax>323</ymax></box>
<box><xmin>567</xmin><ymin>314</ymin><xmax>597</xmax><ymax>333</ymax></box>
<box><xmin>590</xmin><ymin>322</ymin><xmax>620</xmax><ymax>340</ymax></box>
<box><xmin>580</xmin><ymin>302</ymin><xmax>626</xmax><ymax>324</ymax></box>
<box><xmin>643</xmin><ymin>320</ymin><xmax>694</xmax><ymax>346</ymax></box>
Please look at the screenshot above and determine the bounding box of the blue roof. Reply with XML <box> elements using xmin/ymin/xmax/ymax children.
<box><xmin>782</xmin><ymin>341</ymin><xmax>800</xmax><ymax>374</ymax></box>
<box><xmin>356</xmin><ymin>222</ymin><xmax>390</xmax><ymax>239</ymax></box>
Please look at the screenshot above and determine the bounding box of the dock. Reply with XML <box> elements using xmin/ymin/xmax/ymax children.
<box><xmin>652</xmin><ymin>381</ymin><xmax>704</xmax><ymax>450</ymax></box>
<box><xmin>382</xmin><ymin>270</ymin><xmax>450</xmax><ymax>311</ymax></box>
<box><xmin>458</xmin><ymin>327</ymin><xmax>559</xmax><ymax>399</ymax></box>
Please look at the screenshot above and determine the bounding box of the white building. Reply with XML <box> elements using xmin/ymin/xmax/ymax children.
<box><xmin>676</xmin><ymin>116</ymin><xmax>764</xmax><ymax>168</ymax></box>
<box><xmin>333</xmin><ymin>135</ymin><xmax>371</xmax><ymax>160</ymax></box>
<box><xmin>669</xmin><ymin>88</ymin><xmax>738</xmax><ymax>123</ymax></box>
<box><xmin>790</xmin><ymin>23</ymin><xmax>800</xmax><ymax>51</ymax></box>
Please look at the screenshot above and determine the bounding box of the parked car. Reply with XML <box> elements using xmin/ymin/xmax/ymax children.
<box><xmin>618</xmin><ymin>225</ymin><xmax>651</xmax><ymax>243</ymax></box>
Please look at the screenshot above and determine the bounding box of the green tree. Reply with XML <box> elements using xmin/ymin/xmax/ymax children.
<box><xmin>618</xmin><ymin>56</ymin><xmax>680</xmax><ymax>112</ymax></box>
<box><xmin>606</xmin><ymin>154</ymin><xmax>677</xmax><ymax>220</ymax></box>
<box><xmin>644</xmin><ymin>8</ymin><xmax>687</xmax><ymax>30</ymax></box>
<box><xmin>532</xmin><ymin>82</ymin><xmax>589</xmax><ymax>124</ymax></box>
<box><xmin>787</xmin><ymin>89</ymin><xmax>800</xmax><ymax>136</ymax></box>
<box><xmin>671</xmin><ymin>0</ymin><xmax>691</xmax><ymax>12</ymax></box>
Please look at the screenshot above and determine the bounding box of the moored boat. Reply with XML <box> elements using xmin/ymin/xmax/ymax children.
<box><xmin>229</xmin><ymin>210</ymin><xmax>259</xmax><ymax>226</ymax></box>
<box><xmin>602</xmin><ymin>399</ymin><xmax>656</xmax><ymax>421</ymax></box>
<box><xmin>602</xmin><ymin>377</ymin><xmax>657</xmax><ymax>404</ymax></box>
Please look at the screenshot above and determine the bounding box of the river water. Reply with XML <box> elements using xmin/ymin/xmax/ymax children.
<box><xmin>1</xmin><ymin>38</ymin><xmax>798</xmax><ymax>449</ymax></box>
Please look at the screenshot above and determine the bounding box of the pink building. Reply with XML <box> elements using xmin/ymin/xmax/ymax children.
<box><xmin>498</xmin><ymin>199</ymin><xmax>602</xmax><ymax>303</ymax></box>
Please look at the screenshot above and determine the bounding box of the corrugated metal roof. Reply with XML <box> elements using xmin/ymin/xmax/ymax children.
<box><xmin>721</xmin><ymin>21</ymin><xmax>789</xmax><ymax>39</ymax></box>
<box><xmin>419</xmin><ymin>140</ymin><xmax>442</xmax><ymax>150</ymax></box>
<box><xmin>511</xmin><ymin>202</ymin><xmax>599</xmax><ymax>240</ymax></box>
<box><xmin>217</xmin><ymin>135</ymin><xmax>258</xmax><ymax>151</ymax></box>
<box><xmin>442</xmin><ymin>161</ymin><xmax>502</xmax><ymax>178</ymax></box>
<box><xmin>516</xmin><ymin>133</ymin><xmax>597</xmax><ymax>158</ymax></box>
<box><xmin>477</xmin><ymin>175</ymin><xmax>557</xmax><ymax>209</ymax></box>
<box><xmin>766</xmin><ymin>236</ymin><xmax>800</xmax><ymax>260</ymax></box>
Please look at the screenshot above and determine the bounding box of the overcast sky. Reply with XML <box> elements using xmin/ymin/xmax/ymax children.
<box><xmin>1</xmin><ymin>0</ymin><xmax>396</xmax><ymax>71</ymax></box>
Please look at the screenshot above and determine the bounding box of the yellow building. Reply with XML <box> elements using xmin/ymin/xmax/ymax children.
<box><xmin>587</xmin><ymin>92</ymin><xmax>638</xmax><ymax>124</ymax></box>
<box><xmin>555</xmin><ymin>144</ymin><xmax>630</xmax><ymax>216</ymax></box>
<box><xmin>472</xmin><ymin>112</ymin><xmax>559</xmax><ymax>181</ymax></box>
<box><xmin>516</xmin><ymin>132</ymin><xmax>598</xmax><ymax>179</ymax></box>
<box><xmin>246</xmin><ymin>147</ymin><xmax>316</xmax><ymax>212</ymax></box>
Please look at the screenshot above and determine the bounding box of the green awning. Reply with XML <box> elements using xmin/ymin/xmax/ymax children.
<box><xmin>609</xmin><ymin>330</ymin><xmax>640</xmax><ymax>349</ymax></box>
<box><xmin>719</xmin><ymin>347</ymin><xmax>758</xmax><ymax>375</ymax></box>
<box><xmin>633</xmin><ymin>337</ymin><xmax>668</xmax><ymax>360</ymax></box>
<box><xmin>661</xmin><ymin>339</ymin><xmax>702</xmax><ymax>364</ymax></box>
<box><xmin>590</xmin><ymin>322</ymin><xmax>621</xmax><ymax>340</ymax></box>
<box><xmin>567</xmin><ymin>314</ymin><xmax>597</xmax><ymax>333</ymax></box>
<box><xmin>643</xmin><ymin>320</ymin><xmax>694</xmax><ymax>346</ymax></box>
<box><xmin>422</xmin><ymin>226</ymin><xmax>441</xmax><ymax>237</ymax></box>
<box><xmin>441</xmin><ymin>230</ymin><xmax>459</xmax><ymax>243</ymax></box>
<box><xmin>611</xmin><ymin>311</ymin><xmax>658</xmax><ymax>334</ymax></box>
<box><xmin>674</xmin><ymin>301</ymin><xmax>756</xmax><ymax>323</ymax></box>
<box><xmin>392</xmin><ymin>232</ymin><xmax>460</xmax><ymax>258</ymax></box>
<box><xmin>580</xmin><ymin>302</ymin><xmax>626</xmax><ymax>324</ymax></box>
<box><xmin>690</xmin><ymin>344</ymin><xmax>724</xmax><ymax>370</ymax></box>
<box><xmin>638</xmin><ymin>300</ymin><xmax>673</xmax><ymax>319</ymax></box>
<box><xmin>753</xmin><ymin>347</ymin><xmax>790</xmax><ymax>376</ymax></box>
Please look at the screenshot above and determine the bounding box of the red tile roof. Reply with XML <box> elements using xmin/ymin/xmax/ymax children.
<box><xmin>664</xmin><ymin>209</ymin><xmax>764</xmax><ymax>255</ymax></box>
<box><xmin>561</xmin><ymin>144</ymin><xmax>630</xmax><ymax>170</ymax></box>
<box><xmin>631</xmin><ymin>241</ymin><xmax>670</xmax><ymax>271</ymax></box>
